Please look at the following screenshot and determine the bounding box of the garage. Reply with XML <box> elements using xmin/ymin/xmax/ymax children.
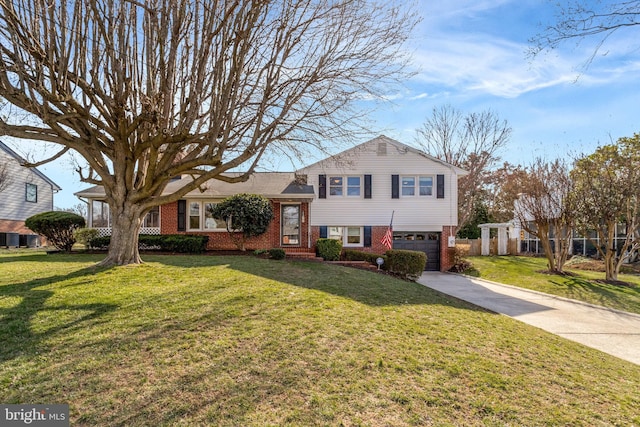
<box><xmin>392</xmin><ymin>232</ymin><xmax>440</xmax><ymax>271</ymax></box>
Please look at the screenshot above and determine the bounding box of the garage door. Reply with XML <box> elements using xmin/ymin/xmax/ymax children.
<box><xmin>392</xmin><ymin>232</ymin><xmax>440</xmax><ymax>271</ymax></box>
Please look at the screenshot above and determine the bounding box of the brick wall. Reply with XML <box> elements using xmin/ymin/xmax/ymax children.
<box><xmin>160</xmin><ymin>201</ymin><xmax>311</xmax><ymax>252</ymax></box>
<box><xmin>309</xmin><ymin>225</ymin><xmax>389</xmax><ymax>254</ymax></box>
<box><xmin>440</xmin><ymin>225</ymin><xmax>457</xmax><ymax>272</ymax></box>
<box><xmin>0</xmin><ymin>219</ymin><xmax>32</xmax><ymax>234</ymax></box>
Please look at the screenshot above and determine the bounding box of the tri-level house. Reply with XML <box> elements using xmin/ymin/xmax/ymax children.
<box><xmin>0</xmin><ymin>140</ymin><xmax>61</xmax><ymax>244</ymax></box>
<box><xmin>298</xmin><ymin>135</ymin><xmax>467</xmax><ymax>271</ymax></box>
<box><xmin>76</xmin><ymin>135</ymin><xmax>467</xmax><ymax>271</ymax></box>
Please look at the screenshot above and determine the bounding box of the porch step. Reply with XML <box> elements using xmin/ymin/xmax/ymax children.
<box><xmin>285</xmin><ymin>252</ymin><xmax>323</xmax><ymax>261</ymax></box>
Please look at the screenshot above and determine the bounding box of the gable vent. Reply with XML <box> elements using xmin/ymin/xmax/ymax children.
<box><xmin>377</xmin><ymin>142</ymin><xmax>387</xmax><ymax>155</ymax></box>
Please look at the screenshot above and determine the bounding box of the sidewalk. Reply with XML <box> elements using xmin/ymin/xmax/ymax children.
<box><xmin>417</xmin><ymin>272</ymin><xmax>640</xmax><ymax>365</ymax></box>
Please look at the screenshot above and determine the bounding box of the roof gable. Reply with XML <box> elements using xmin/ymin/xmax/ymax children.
<box><xmin>0</xmin><ymin>140</ymin><xmax>62</xmax><ymax>191</ymax></box>
<box><xmin>297</xmin><ymin>135</ymin><xmax>468</xmax><ymax>175</ymax></box>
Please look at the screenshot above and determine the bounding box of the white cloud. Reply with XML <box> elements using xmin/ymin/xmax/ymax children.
<box><xmin>405</xmin><ymin>30</ymin><xmax>640</xmax><ymax>99</ymax></box>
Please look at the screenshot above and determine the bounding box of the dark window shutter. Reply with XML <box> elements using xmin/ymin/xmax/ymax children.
<box><xmin>437</xmin><ymin>174</ymin><xmax>445</xmax><ymax>199</ymax></box>
<box><xmin>391</xmin><ymin>175</ymin><xmax>399</xmax><ymax>199</ymax></box>
<box><xmin>319</xmin><ymin>226</ymin><xmax>328</xmax><ymax>238</ymax></box>
<box><xmin>364</xmin><ymin>226</ymin><xmax>372</xmax><ymax>247</ymax></box>
<box><xmin>364</xmin><ymin>175</ymin><xmax>372</xmax><ymax>199</ymax></box>
<box><xmin>177</xmin><ymin>200</ymin><xmax>186</xmax><ymax>231</ymax></box>
<box><xmin>319</xmin><ymin>174</ymin><xmax>326</xmax><ymax>199</ymax></box>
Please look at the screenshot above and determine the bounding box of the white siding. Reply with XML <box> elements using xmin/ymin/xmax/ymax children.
<box><xmin>298</xmin><ymin>137</ymin><xmax>462</xmax><ymax>231</ymax></box>
<box><xmin>0</xmin><ymin>149</ymin><xmax>56</xmax><ymax>221</ymax></box>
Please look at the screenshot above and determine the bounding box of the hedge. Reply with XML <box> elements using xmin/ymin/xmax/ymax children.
<box><xmin>89</xmin><ymin>234</ymin><xmax>209</xmax><ymax>253</ymax></box>
<box><xmin>316</xmin><ymin>238</ymin><xmax>342</xmax><ymax>261</ymax></box>
<box><xmin>385</xmin><ymin>249</ymin><xmax>427</xmax><ymax>280</ymax></box>
<box><xmin>343</xmin><ymin>249</ymin><xmax>387</xmax><ymax>269</ymax></box>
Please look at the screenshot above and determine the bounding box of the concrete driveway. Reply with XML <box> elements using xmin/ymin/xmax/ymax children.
<box><xmin>418</xmin><ymin>272</ymin><xmax>640</xmax><ymax>365</ymax></box>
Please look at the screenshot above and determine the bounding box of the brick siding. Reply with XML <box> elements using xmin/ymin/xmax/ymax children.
<box><xmin>160</xmin><ymin>201</ymin><xmax>311</xmax><ymax>252</ymax></box>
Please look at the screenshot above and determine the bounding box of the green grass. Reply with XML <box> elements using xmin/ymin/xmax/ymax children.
<box><xmin>1</xmin><ymin>251</ymin><xmax>639</xmax><ymax>426</ymax></box>
<box><xmin>464</xmin><ymin>255</ymin><xmax>640</xmax><ymax>315</ymax></box>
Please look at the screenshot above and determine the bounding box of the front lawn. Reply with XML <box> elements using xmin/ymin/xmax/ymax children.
<box><xmin>463</xmin><ymin>255</ymin><xmax>640</xmax><ymax>315</ymax></box>
<box><xmin>1</xmin><ymin>251</ymin><xmax>639</xmax><ymax>426</ymax></box>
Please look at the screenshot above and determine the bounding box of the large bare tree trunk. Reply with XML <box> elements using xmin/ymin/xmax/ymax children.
<box><xmin>99</xmin><ymin>200</ymin><xmax>144</xmax><ymax>267</ymax></box>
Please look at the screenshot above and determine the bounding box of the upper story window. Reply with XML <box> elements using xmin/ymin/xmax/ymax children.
<box><xmin>25</xmin><ymin>183</ymin><xmax>37</xmax><ymax>203</ymax></box>
<box><xmin>329</xmin><ymin>176</ymin><xmax>361</xmax><ymax>197</ymax></box>
<box><xmin>346</xmin><ymin>177</ymin><xmax>361</xmax><ymax>196</ymax></box>
<box><xmin>419</xmin><ymin>176</ymin><xmax>433</xmax><ymax>196</ymax></box>
<box><xmin>329</xmin><ymin>177</ymin><xmax>343</xmax><ymax>196</ymax></box>
<box><xmin>402</xmin><ymin>176</ymin><xmax>434</xmax><ymax>197</ymax></box>
<box><xmin>401</xmin><ymin>176</ymin><xmax>415</xmax><ymax>196</ymax></box>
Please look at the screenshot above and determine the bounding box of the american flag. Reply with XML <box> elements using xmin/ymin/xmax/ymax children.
<box><xmin>380</xmin><ymin>211</ymin><xmax>394</xmax><ymax>250</ymax></box>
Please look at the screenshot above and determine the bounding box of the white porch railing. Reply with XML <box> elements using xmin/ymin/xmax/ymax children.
<box><xmin>94</xmin><ymin>227</ymin><xmax>161</xmax><ymax>237</ymax></box>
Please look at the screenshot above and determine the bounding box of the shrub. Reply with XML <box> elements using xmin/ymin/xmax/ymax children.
<box><xmin>385</xmin><ymin>249</ymin><xmax>427</xmax><ymax>280</ymax></box>
<box><xmin>88</xmin><ymin>236</ymin><xmax>110</xmax><ymax>250</ymax></box>
<box><xmin>343</xmin><ymin>249</ymin><xmax>387</xmax><ymax>269</ymax></box>
<box><xmin>268</xmin><ymin>248</ymin><xmax>286</xmax><ymax>260</ymax></box>
<box><xmin>448</xmin><ymin>246</ymin><xmax>472</xmax><ymax>273</ymax></box>
<box><xmin>25</xmin><ymin>211</ymin><xmax>85</xmax><ymax>252</ymax></box>
<box><xmin>210</xmin><ymin>194</ymin><xmax>274</xmax><ymax>251</ymax></box>
<box><xmin>74</xmin><ymin>228</ymin><xmax>99</xmax><ymax>247</ymax></box>
<box><xmin>316</xmin><ymin>238</ymin><xmax>342</xmax><ymax>261</ymax></box>
<box><xmin>87</xmin><ymin>234</ymin><xmax>208</xmax><ymax>253</ymax></box>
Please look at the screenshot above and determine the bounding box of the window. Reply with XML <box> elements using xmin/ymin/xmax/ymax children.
<box><xmin>189</xmin><ymin>202</ymin><xmax>200</xmax><ymax>229</ymax></box>
<box><xmin>328</xmin><ymin>226</ymin><xmax>362</xmax><ymax>246</ymax></box>
<box><xmin>329</xmin><ymin>177</ymin><xmax>343</xmax><ymax>196</ymax></box>
<box><xmin>401</xmin><ymin>176</ymin><xmax>434</xmax><ymax>197</ymax></box>
<box><xmin>401</xmin><ymin>176</ymin><xmax>415</xmax><ymax>196</ymax></box>
<box><xmin>187</xmin><ymin>201</ymin><xmax>227</xmax><ymax>231</ymax></box>
<box><xmin>25</xmin><ymin>183</ymin><xmax>37</xmax><ymax>202</ymax></box>
<box><xmin>204</xmin><ymin>202</ymin><xmax>226</xmax><ymax>230</ymax></box>
<box><xmin>142</xmin><ymin>206</ymin><xmax>160</xmax><ymax>228</ymax></box>
<box><xmin>419</xmin><ymin>176</ymin><xmax>433</xmax><ymax>196</ymax></box>
<box><xmin>346</xmin><ymin>227</ymin><xmax>361</xmax><ymax>244</ymax></box>
<box><xmin>329</xmin><ymin>226</ymin><xmax>343</xmax><ymax>240</ymax></box>
<box><xmin>346</xmin><ymin>177</ymin><xmax>361</xmax><ymax>196</ymax></box>
<box><xmin>92</xmin><ymin>200</ymin><xmax>110</xmax><ymax>227</ymax></box>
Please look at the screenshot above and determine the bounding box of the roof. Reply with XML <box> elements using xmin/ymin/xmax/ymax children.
<box><xmin>74</xmin><ymin>172</ymin><xmax>314</xmax><ymax>200</ymax></box>
<box><xmin>297</xmin><ymin>135</ymin><xmax>469</xmax><ymax>175</ymax></box>
<box><xmin>0</xmin><ymin>139</ymin><xmax>62</xmax><ymax>191</ymax></box>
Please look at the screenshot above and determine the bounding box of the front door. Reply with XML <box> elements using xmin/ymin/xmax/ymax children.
<box><xmin>281</xmin><ymin>205</ymin><xmax>300</xmax><ymax>246</ymax></box>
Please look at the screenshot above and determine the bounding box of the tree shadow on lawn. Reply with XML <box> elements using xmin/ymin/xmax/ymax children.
<box><xmin>0</xmin><ymin>266</ymin><xmax>118</xmax><ymax>362</ymax></box>
<box><xmin>550</xmin><ymin>275</ymin><xmax>638</xmax><ymax>312</ymax></box>
<box><xmin>151</xmin><ymin>255</ymin><xmax>491</xmax><ymax>312</ymax></box>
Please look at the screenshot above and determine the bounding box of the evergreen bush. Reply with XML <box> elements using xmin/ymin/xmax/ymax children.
<box><xmin>385</xmin><ymin>249</ymin><xmax>427</xmax><ymax>280</ymax></box>
<box><xmin>25</xmin><ymin>211</ymin><xmax>85</xmax><ymax>252</ymax></box>
<box><xmin>316</xmin><ymin>238</ymin><xmax>342</xmax><ymax>261</ymax></box>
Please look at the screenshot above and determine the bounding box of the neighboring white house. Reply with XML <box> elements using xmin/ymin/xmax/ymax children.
<box><xmin>297</xmin><ymin>135</ymin><xmax>468</xmax><ymax>270</ymax></box>
<box><xmin>0</xmin><ymin>140</ymin><xmax>61</xmax><ymax>239</ymax></box>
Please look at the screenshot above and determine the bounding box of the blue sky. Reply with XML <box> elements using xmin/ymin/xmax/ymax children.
<box><xmin>20</xmin><ymin>0</ymin><xmax>640</xmax><ymax>208</ymax></box>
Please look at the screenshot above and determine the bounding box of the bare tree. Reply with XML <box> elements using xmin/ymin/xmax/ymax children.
<box><xmin>529</xmin><ymin>1</ymin><xmax>640</xmax><ymax>65</ymax></box>
<box><xmin>0</xmin><ymin>0</ymin><xmax>417</xmax><ymax>266</ymax></box>
<box><xmin>57</xmin><ymin>203</ymin><xmax>88</xmax><ymax>220</ymax></box>
<box><xmin>570</xmin><ymin>134</ymin><xmax>640</xmax><ymax>282</ymax></box>
<box><xmin>513</xmin><ymin>159</ymin><xmax>574</xmax><ymax>273</ymax></box>
<box><xmin>415</xmin><ymin>105</ymin><xmax>512</xmax><ymax>231</ymax></box>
